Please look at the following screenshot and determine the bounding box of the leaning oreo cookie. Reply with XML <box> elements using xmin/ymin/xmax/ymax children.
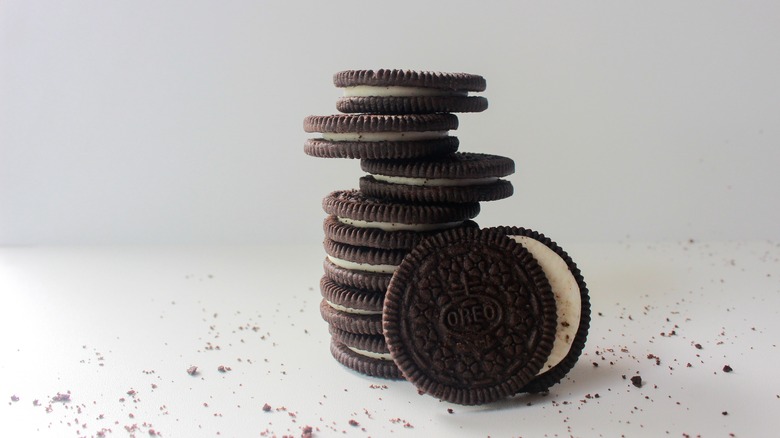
<box><xmin>319</xmin><ymin>276</ymin><xmax>384</xmax><ymax>335</ymax></box>
<box><xmin>487</xmin><ymin>226</ymin><xmax>591</xmax><ymax>393</ymax></box>
<box><xmin>360</xmin><ymin>152</ymin><xmax>515</xmax><ymax>203</ymax></box>
<box><xmin>304</xmin><ymin>114</ymin><xmax>459</xmax><ymax>159</ymax></box>
<box><xmin>329</xmin><ymin>326</ymin><xmax>403</xmax><ymax>379</ymax></box>
<box><xmin>334</xmin><ymin>69</ymin><xmax>488</xmax><ymax>114</ymax></box>
<box><xmin>323</xmin><ymin>190</ymin><xmax>480</xmax><ymax>233</ymax></box>
<box><xmin>383</xmin><ymin>228</ymin><xmax>557</xmax><ymax>405</ymax></box>
<box><xmin>323</xmin><ymin>215</ymin><xmax>479</xmax><ymax>250</ymax></box>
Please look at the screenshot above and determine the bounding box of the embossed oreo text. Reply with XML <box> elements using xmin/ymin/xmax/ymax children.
<box><xmin>441</xmin><ymin>296</ymin><xmax>503</xmax><ymax>335</ymax></box>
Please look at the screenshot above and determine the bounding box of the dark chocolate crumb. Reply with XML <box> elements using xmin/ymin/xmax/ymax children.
<box><xmin>722</xmin><ymin>411</ymin><xmax>728</xmax><ymax>416</ymax></box>
<box><xmin>631</xmin><ymin>376</ymin><xmax>643</xmax><ymax>388</ymax></box>
<box><xmin>262</xmin><ymin>403</ymin><xmax>272</xmax><ymax>412</ymax></box>
<box><xmin>349</xmin><ymin>419</ymin><xmax>359</xmax><ymax>427</ymax></box>
<box><xmin>694</xmin><ymin>343</ymin><xmax>703</xmax><ymax>350</ymax></box>
<box><xmin>723</xmin><ymin>365</ymin><xmax>733</xmax><ymax>373</ymax></box>
<box><xmin>447</xmin><ymin>408</ymin><xmax>454</xmax><ymax>414</ymax></box>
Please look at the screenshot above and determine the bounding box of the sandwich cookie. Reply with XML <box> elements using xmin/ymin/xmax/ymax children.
<box><xmin>329</xmin><ymin>326</ymin><xmax>402</xmax><ymax>379</ymax></box>
<box><xmin>334</xmin><ymin>69</ymin><xmax>488</xmax><ymax>114</ymax></box>
<box><xmin>319</xmin><ymin>276</ymin><xmax>383</xmax><ymax>335</ymax></box>
<box><xmin>383</xmin><ymin>228</ymin><xmax>557</xmax><ymax>405</ymax></box>
<box><xmin>360</xmin><ymin>152</ymin><xmax>514</xmax><ymax>203</ymax></box>
<box><xmin>322</xmin><ymin>237</ymin><xmax>403</xmax><ymax>294</ymax></box>
<box><xmin>323</xmin><ymin>215</ymin><xmax>479</xmax><ymax>250</ymax></box>
<box><xmin>323</xmin><ymin>189</ymin><xmax>480</xmax><ymax>235</ymax></box>
<box><xmin>323</xmin><ymin>238</ymin><xmax>406</xmax><ymax>275</ymax></box>
<box><xmin>487</xmin><ymin>226</ymin><xmax>591</xmax><ymax>393</ymax></box>
<box><xmin>323</xmin><ymin>258</ymin><xmax>392</xmax><ymax>294</ymax></box>
<box><xmin>304</xmin><ymin>114</ymin><xmax>459</xmax><ymax>159</ymax></box>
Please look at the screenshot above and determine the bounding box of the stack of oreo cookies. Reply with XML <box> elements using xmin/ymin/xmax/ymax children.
<box><xmin>304</xmin><ymin>70</ymin><xmax>590</xmax><ymax>405</ymax></box>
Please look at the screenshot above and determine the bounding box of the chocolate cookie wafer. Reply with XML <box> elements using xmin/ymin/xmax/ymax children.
<box><xmin>334</xmin><ymin>69</ymin><xmax>488</xmax><ymax>114</ymax></box>
<box><xmin>330</xmin><ymin>338</ymin><xmax>403</xmax><ymax>379</ymax></box>
<box><xmin>323</xmin><ymin>215</ymin><xmax>479</xmax><ymax>250</ymax></box>
<box><xmin>320</xmin><ymin>275</ymin><xmax>384</xmax><ymax>335</ymax></box>
<box><xmin>487</xmin><ymin>226</ymin><xmax>591</xmax><ymax>393</ymax></box>
<box><xmin>360</xmin><ymin>152</ymin><xmax>514</xmax><ymax>203</ymax></box>
<box><xmin>323</xmin><ymin>190</ymin><xmax>480</xmax><ymax>232</ymax></box>
<box><xmin>323</xmin><ymin>258</ymin><xmax>392</xmax><ymax>293</ymax></box>
<box><xmin>323</xmin><ymin>238</ymin><xmax>406</xmax><ymax>273</ymax></box>
<box><xmin>329</xmin><ymin>326</ymin><xmax>402</xmax><ymax>378</ymax></box>
<box><xmin>304</xmin><ymin>114</ymin><xmax>459</xmax><ymax>159</ymax></box>
<box><xmin>383</xmin><ymin>227</ymin><xmax>557</xmax><ymax>405</ymax></box>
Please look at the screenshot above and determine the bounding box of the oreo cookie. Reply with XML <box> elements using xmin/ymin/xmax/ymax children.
<box><xmin>383</xmin><ymin>228</ymin><xmax>557</xmax><ymax>405</ymax></box>
<box><xmin>322</xmin><ymin>190</ymin><xmax>480</xmax><ymax>232</ymax></box>
<box><xmin>329</xmin><ymin>326</ymin><xmax>402</xmax><ymax>379</ymax></box>
<box><xmin>304</xmin><ymin>114</ymin><xmax>459</xmax><ymax>159</ymax></box>
<box><xmin>319</xmin><ymin>276</ymin><xmax>384</xmax><ymax>336</ymax></box>
<box><xmin>323</xmin><ymin>258</ymin><xmax>392</xmax><ymax>293</ymax></box>
<box><xmin>360</xmin><ymin>152</ymin><xmax>515</xmax><ymax>203</ymax></box>
<box><xmin>333</xmin><ymin>69</ymin><xmax>488</xmax><ymax>114</ymax></box>
<box><xmin>323</xmin><ymin>238</ymin><xmax>407</xmax><ymax>273</ymax></box>
<box><xmin>486</xmin><ymin>226</ymin><xmax>591</xmax><ymax>393</ymax></box>
<box><xmin>330</xmin><ymin>337</ymin><xmax>403</xmax><ymax>379</ymax></box>
<box><xmin>323</xmin><ymin>215</ymin><xmax>479</xmax><ymax>250</ymax></box>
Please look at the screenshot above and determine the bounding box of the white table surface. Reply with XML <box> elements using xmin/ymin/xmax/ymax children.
<box><xmin>1</xmin><ymin>241</ymin><xmax>778</xmax><ymax>437</ymax></box>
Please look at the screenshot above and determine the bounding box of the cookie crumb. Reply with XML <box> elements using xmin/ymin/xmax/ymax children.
<box><xmin>262</xmin><ymin>403</ymin><xmax>272</xmax><ymax>412</ymax></box>
<box><xmin>630</xmin><ymin>375</ymin><xmax>643</xmax><ymax>388</ymax></box>
<box><xmin>349</xmin><ymin>419</ymin><xmax>359</xmax><ymax>427</ymax></box>
<box><xmin>723</xmin><ymin>365</ymin><xmax>733</xmax><ymax>373</ymax></box>
<box><xmin>187</xmin><ymin>366</ymin><xmax>198</xmax><ymax>376</ymax></box>
<box><xmin>52</xmin><ymin>392</ymin><xmax>71</xmax><ymax>402</ymax></box>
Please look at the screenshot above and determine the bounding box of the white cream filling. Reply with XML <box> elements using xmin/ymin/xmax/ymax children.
<box><xmin>509</xmin><ymin>235</ymin><xmax>582</xmax><ymax>375</ymax></box>
<box><xmin>347</xmin><ymin>346</ymin><xmax>393</xmax><ymax>361</ymax></box>
<box><xmin>321</xmin><ymin>131</ymin><xmax>447</xmax><ymax>142</ymax></box>
<box><xmin>371</xmin><ymin>174</ymin><xmax>499</xmax><ymax>187</ymax></box>
<box><xmin>337</xmin><ymin>217</ymin><xmax>463</xmax><ymax>232</ymax></box>
<box><xmin>343</xmin><ymin>85</ymin><xmax>468</xmax><ymax>98</ymax></box>
<box><xmin>326</xmin><ymin>300</ymin><xmax>382</xmax><ymax>316</ymax></box>
<box><xmin>327</xmin><ymin>255</ymin><xmax>397</xmax><ymax>274</ymax></box>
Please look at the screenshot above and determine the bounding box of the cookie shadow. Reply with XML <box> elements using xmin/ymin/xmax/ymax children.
<box><xmin>468</xmin><ymin>358</ymin><xmax>632</xmax><ymax>412</ymax></box>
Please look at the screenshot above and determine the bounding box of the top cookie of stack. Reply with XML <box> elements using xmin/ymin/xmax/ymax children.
<box><xmin>304</xmin><ymin>69</ymin><xmax>488</xmax><ymax>160</ymax></box>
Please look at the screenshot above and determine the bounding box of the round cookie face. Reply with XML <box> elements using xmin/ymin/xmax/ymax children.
<box><xmin>487</xmin><ymin>226</ymin><xmax>591</xmax><ymax>393</ymax></box>
<box><xmin>383</xmin><ymin>228</ymin><xmax>557</xmax><ymax>405</ymax></box>
<box><xmin>359</xmin><ymin>152</ymin><xmax>515</xmax><ymax>203</ymax></box>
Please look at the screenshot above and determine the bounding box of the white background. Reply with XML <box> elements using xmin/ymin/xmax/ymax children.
<box><xmin>2</xmin><ymin>1</ymin><xmax>779</xmax><ymax>245</ymax></box>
